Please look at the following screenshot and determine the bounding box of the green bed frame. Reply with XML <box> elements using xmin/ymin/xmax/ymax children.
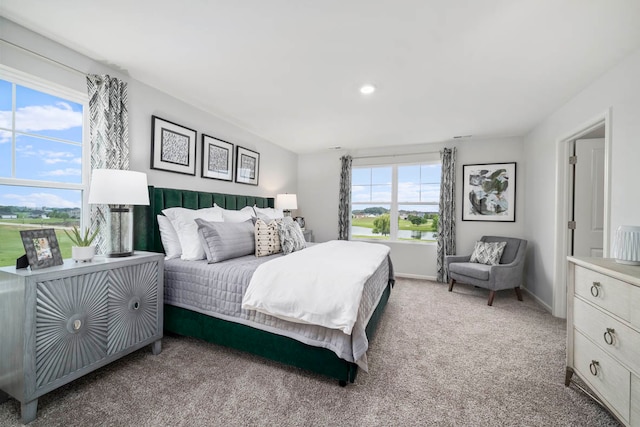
<box><xmin>134</xmin><ymin>186</ymin><xmax>392</xmax><ymax>384</ymax></box>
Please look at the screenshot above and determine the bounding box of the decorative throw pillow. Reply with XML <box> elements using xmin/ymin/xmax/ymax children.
<box><xmin>278</xmin><ymin>216</ymin><xmax>306</xmax><ymax>255</ymax></box>
<box><xmin>254</xmin><ymin>219</ymin><xmax>282</xmax><ymax>257</ymax></box>
<box><xmin>162</xmin><ymin>207</ymin><xmax>224</xmax><ymax>260</ymax></box>
<box><xmin>214</xmin><ymin>203</ymin><xmax>256</xmax><ymax>223</ymax></box>
<box><xmin>157</xmin><ymin>215</ymin><xmax>181</xmax><ymax>259</ymax></box>
<box><xmin>470</xmin><ymin>241</ymin><xmax>507</xmax><ymax>265</ymax></box>
<box><xmin>196</xmin><ymin>218</ymin><xmax>255</xmax><ymax>263</ymax></box>
<box><xmin>254</xmin><ymin>206</ymin><xmax>284</xmax><ymax>221</ymax></box>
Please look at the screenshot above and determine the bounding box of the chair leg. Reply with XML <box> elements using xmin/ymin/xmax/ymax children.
<box><xmin>487</xmin><ymin>290</ymin><xmax>496</xmax><ymax>306</ymax></box>
<box><xmin>448</xmin><ymin>278</ymin><xmax>455</xmax><ymax>292</ymax></box>
<box><xmin>514</xmin><ymin>287</ymin><xmax>523</xmax><ymax>301</ymax></box>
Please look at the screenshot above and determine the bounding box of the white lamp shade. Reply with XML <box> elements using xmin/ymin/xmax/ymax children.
<box><xmin>276</xmin><ymin>193</ymin><xmax>298</xmax><ymax>210</ymax></box>
<box><xmin>88</xmin><ymin>169</ymin><xmax>150</xmax><ymax>205</ymax></box>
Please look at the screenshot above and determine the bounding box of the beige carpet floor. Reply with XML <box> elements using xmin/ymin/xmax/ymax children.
<box><xmin>0</xmin><ymin>278</ymin><xmax>619</xmax><ymax>426</ymax></box>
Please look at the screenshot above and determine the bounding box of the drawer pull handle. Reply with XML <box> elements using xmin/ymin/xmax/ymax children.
<box><xmin>590</xmin><ymin>282</ymin><xmax>601</xmax><ymax>297</ymax></box>
<box><xmin>603</xmin><ymin>328</ymin><xmax>615</xmax><ymax>345</ymax></box>
<box><xmin>73</xmin><ymin>319</ymin><xmax>82</xmax><ymax>331</ymax></box>
<box><xmin>589</xmin><ymin>360</ymin><xmax>600</xmax><ymax>376</ymax></box>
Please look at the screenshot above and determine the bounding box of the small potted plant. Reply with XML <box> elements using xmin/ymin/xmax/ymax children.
<box><xmin>64</xmin><ymin>225</ymin><xmax>99</xmax><ymax>262</ymax></box>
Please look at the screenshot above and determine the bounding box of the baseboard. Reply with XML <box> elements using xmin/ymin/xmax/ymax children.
<box><xmin>394</xmin><ymin>273</ymin><xmax>438</xmax><ymax>282</ymax></box>
<box><xmin>522</xmin><ymin>287</ymin><xmax>553</xmax><ymax>314</ymax></box>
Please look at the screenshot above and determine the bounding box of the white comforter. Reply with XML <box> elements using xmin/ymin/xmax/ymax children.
<box><xmin>241</xmin><ymin>240</ymin><xmax>390</xmax><ymax>335</ymax></box>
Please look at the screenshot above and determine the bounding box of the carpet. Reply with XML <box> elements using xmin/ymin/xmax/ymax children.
<box><xmin>0</xmin><ymin>278</ymin><xmax>619</xmax><ymax>426</ymax></box>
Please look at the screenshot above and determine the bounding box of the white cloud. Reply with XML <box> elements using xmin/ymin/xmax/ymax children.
<box><xmin>40</xmin><ymin>168</ymin><xmax>82</xmax><ymax>177</ymax></box>
<box><xmin>0</xmin><ymin>102</ymin><xmax>82</xmax><ymax>134</ymax></box>
<box><xmin>0</xmin><ymin>130</ymin><xmax>10</xmax><ymax>144</ymax></box>
<box><xmin>3</xmin><ymin>192</ymin><xmax>79</xmax><ymax>208</ymax></box>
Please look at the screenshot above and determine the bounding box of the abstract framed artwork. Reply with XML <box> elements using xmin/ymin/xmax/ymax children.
<box><xmin>151</xmin><ymin>115</ymin><xmax>197</xmax><ymax>175</ymax></box>
<box><xmin>462</xmin><ymin>162</ymin><xmax>516</xmax><ymax>222</ymax></box>
<box><xmin>235</xmin><ymin>146</ymin><xmax>260</xmax><ymax>186</ymax></box>
<box><xmin>201</xmin><ymin>134</ymin><xmax>233</xmax><ymax>181</ymax></box>
<box><xmin>20</xmin><ymin>228</ymin><xmax>64</xmax><ymax>269</ymax></box>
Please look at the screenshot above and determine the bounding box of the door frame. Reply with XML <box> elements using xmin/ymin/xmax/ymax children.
<box><xmin>552</xmin><ymin>108</ymin><xmax>612</xmax><ymax>318</ymax></box>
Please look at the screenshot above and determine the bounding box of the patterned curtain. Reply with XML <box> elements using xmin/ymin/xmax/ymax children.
<box><xmin>86</xmin><ymin>74</ymin><xmax>129</xmax><ymax>254</ymax></box>
<box><xmin>338</xmin><ymin>155</ymin><xmax>352</xmax><ymax>240</ymax></box>
<box><xmin>437</xmin><ymin>147</ymin><xmax>456</xmax><ymax>282</ymax></box>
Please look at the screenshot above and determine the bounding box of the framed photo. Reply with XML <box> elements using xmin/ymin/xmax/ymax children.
<box><xmin>151</xmin><ymin>115</ymin><xmax>197</xmax><ymax>175</ymax></box>
<box><xmin>462</xmin><ymin>162</ymin><xmax>516</xmax><ymax>222</ymax></box>
<box><xmin>235</xmin><ymin>146</ymin><xmax>260</xmax><ymax>186</ymax></box>
<box><xmin>201</xmin><ymin>134</ymin><xmax>233</xmax><ymax>181</ymax></box>
<box><xmin>20</xmin><ymin>228</ymin><xmax>64</xmax><ymax>269</ymax></box>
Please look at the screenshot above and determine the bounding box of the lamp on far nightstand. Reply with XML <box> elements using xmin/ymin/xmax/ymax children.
<box><xmin>88</xmin><ymin>169</ymin><xmax>150</xmax><ymax>257</ymax></box>
<box><xmin>276</xmin><ymin>193</ymin><xmax>297</xmax><ymax>217</ymax></box>
<box><xmin>613</xmin><ymin>225</ymin><xmax>640</xmax><ymax>265</ymax></box>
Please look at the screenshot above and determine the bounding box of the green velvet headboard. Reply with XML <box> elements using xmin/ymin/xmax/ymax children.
<box><xmin>133</xmin><ymin>186</ymin><xmax>274</xmax><ymax>253</ymax></box>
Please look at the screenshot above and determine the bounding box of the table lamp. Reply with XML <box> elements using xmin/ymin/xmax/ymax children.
<box><xmin>276</xmin><ymin>193</ymin><xmax>297</xmax><ymax>217</ymax></box>
<box><xmin>88</xmin><ymin>169</ymin><xmax>149</xmax><ymax>257</ymax></box>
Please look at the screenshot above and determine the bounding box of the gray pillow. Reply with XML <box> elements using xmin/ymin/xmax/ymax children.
<box><xmin>195</xmin><ymin>218</ymin><xmax>255</xmax><ymax>263</ymax></box>
<box><xmin>277</xmin><ymin>216</ymin><xmax>306</xmax><ymax>255</ymax></box>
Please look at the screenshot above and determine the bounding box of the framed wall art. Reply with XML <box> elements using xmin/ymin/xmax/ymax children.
<box><xmin>462</xmin><ymin>162</ymin><xmax>516</xmax><ymax>222</ymax></box>
<box><xmin>20</xmin><ymin>228</ymin><xmax>64</xmax><ymax>269</ymax></box>
<box><xmin>151</xmin><ymin>115</ymin><xmax>197</xmax><ymax>175</ymax></box>
<box><xmin>201</xmin><ymin>134</ymin><xmax>233</xmax><ymax>181</ymax></box>
<box><xmin>235</xmin><ymin>146</ymin><xmax>260</xmax><ymax>186</ymax></box>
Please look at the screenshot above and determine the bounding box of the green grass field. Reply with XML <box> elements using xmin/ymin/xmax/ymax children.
<box><xmin>0</xmin><ymin>225</ymin><xmax>73</xmax><ymax>267</ymax></box>
<box><xmin>351</xmin><ymin>216</ymin><xmax>435</xmax><ymax>232</ymax></box>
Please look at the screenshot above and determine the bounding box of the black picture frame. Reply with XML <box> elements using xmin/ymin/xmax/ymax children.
<box><xmin>20</xmin><ymin>228</ymin><xmax>64</xmax><ymax>269</ymax></box>
<box><xmin>235</xmin><ymin>146</ymin><xmax>260</xmax><ymax>186</ymax></box>
<box><xmin>201</xmin><ymin>134</ymin><xmax>233</xmax><ymax>181</ymax></box>
<box><xmin>151</xmin><ymin>115</ymin><xmax>197</xmax><ymax>175</ymax></box>
<box><xmin>462</xmin><ymin>162</ymin><xmax>516</xmax><ymax>222</ymax></box>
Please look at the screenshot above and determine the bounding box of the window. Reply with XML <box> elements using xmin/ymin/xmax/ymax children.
<box><xmin>0</xmin><ymin>68</ymin><xmax>88</xmax><ymax>266</ymax></box>
<box><xmin>351</xmin><ymin>161</ymin><xmax>441</xmax><ymax>243</ymax></box>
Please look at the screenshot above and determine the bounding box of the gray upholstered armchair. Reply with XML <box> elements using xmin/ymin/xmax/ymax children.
<box><xmin>445</xmin><ymin>236</ymin><xmax>528</xmax><ymax>306</ymax></box>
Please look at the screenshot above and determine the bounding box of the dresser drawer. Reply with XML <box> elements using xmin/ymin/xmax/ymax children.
<box><xmin>632</xmin><ymin>374</ymin><xmax>640</xmax><ymax>427</ymax></box>
<box><xmin>574</xmin><ymin>330</ymin><xmax>630</xmax><ymax>421</ymax></box>
<box><xmin>574</xmin><ymin>298</ymin><xmax>640</xmax><ymax>375</ymax></box>
<box><xmin>631</xmin><ymin>285</ymin><xmax>640</xmax><ymax>331</ymax></box>
<box><xmin>575</xmin><ymin>265</ymin><xmax>631</xmax><ymax>321</ymax></box>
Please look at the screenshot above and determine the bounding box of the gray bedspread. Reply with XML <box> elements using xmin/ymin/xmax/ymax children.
<box><xmin>163</xmin><ymin>247</ymin><xmax>393</xmax><ymax>370</ymax></box>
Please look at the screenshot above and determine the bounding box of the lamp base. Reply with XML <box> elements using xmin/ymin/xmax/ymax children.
<box><xmin>615</xmin><ymin>258</ymin><xmax>640</xmax><ymax>266</ymax></box>
<box><xmin>106</xmin><ymin>251</ymin><xmax>134</xmax><ymax>258</ymax></box>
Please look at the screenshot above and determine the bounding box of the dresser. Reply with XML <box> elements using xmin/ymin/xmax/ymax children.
<box><xmin>0</xmin><ymin>252</ymin><xmax>164</xmax><ymax>424</ymax></box>
<box><xmin>566</xmin><ymin>257</ymin><xmax>640</xmax><ymax>426</ymax></box>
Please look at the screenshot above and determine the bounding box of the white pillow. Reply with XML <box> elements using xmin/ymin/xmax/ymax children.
<box><xmin>254</xmin><ymin>206</ymin><xmax>284</xmax><ymax>221</ymax></box>
<box><xmin>162</xmin><ymin>206</ymin><xmax>224</xmax><ymax>260</ymax></box>
<box><xmin>214</xmin><ymin>203</ymin><xmax>255</xmax><ymax>223</ymax></box>
<box><xmin>157</xmin><ymin>215</ymin><xmax>181</xmax><ymax>260</ymax></box>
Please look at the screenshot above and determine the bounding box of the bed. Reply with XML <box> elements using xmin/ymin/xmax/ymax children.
<box><xmin>133</xmin><ymin>186</ymin><xmax>394</xmax><ymax>385</ymax></box>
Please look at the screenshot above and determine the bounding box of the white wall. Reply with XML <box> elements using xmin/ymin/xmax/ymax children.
<box><xmin>298</xmin><ymin>137</ymin><xmax>526</xmax><ymax>279</ymax></box>
<box><xmin>523</xmin><ymin>47</ymin><xmax>640</xmax><ymax>312</ymax></box>
<box><xmin>0</xmin><ymin>18</ymin><xmax>298</xmax><ymax>198</ymax></box>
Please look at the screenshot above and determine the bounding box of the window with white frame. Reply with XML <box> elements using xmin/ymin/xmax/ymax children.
<box><xmin>0</xmin><ymin>68</ymin><xmax>88</xmax><ymax>266</ymax></box>
<box><xmin>351</xmin><ymin>160</ymin><xmax>441</xmax><ymax>243</ymax></box>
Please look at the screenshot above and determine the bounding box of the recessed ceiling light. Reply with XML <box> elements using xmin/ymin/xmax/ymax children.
<box><xmin>360</xmin><ymin>84</ymin><xmax>376</xmax><ymax>95</ymax></box>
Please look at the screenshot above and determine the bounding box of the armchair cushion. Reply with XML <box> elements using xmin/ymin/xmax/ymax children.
<box><xmin>448</xmin><ymin>262</ymin><xmax>491</xmax><ymax>281</ymax></box>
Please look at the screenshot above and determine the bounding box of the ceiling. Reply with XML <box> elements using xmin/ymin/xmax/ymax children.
<box><xmin>2</xmin><ymin>1</ymin><xmax>640</xmax><ymax>154</ymax></box>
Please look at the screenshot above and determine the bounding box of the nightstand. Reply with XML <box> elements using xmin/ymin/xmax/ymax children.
<box><xmin>302</xmin><ymin>229</ymin><xmax>314</xmax><ymax>242</ymax></box>
<box><xmin>0</xmin><ymin>251</ymin><xmax>164</xmax><ymax>424</ymax></box>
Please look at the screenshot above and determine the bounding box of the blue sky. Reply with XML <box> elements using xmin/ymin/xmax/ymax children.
<box><xmin>0</xmin><ymin>79</ymin><xmax>83</xmax><ymax>209</ymax></box>
<box><xmin>352</xmin><ymin>164</ymin><xmax>441</xmax><ymax>210</ymax></box>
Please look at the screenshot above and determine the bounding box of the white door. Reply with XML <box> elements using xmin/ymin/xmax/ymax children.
<box><xmin>572</xmin><ymin>138</ymin><xmax>605</xmax><ymax>257</ymax></box>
